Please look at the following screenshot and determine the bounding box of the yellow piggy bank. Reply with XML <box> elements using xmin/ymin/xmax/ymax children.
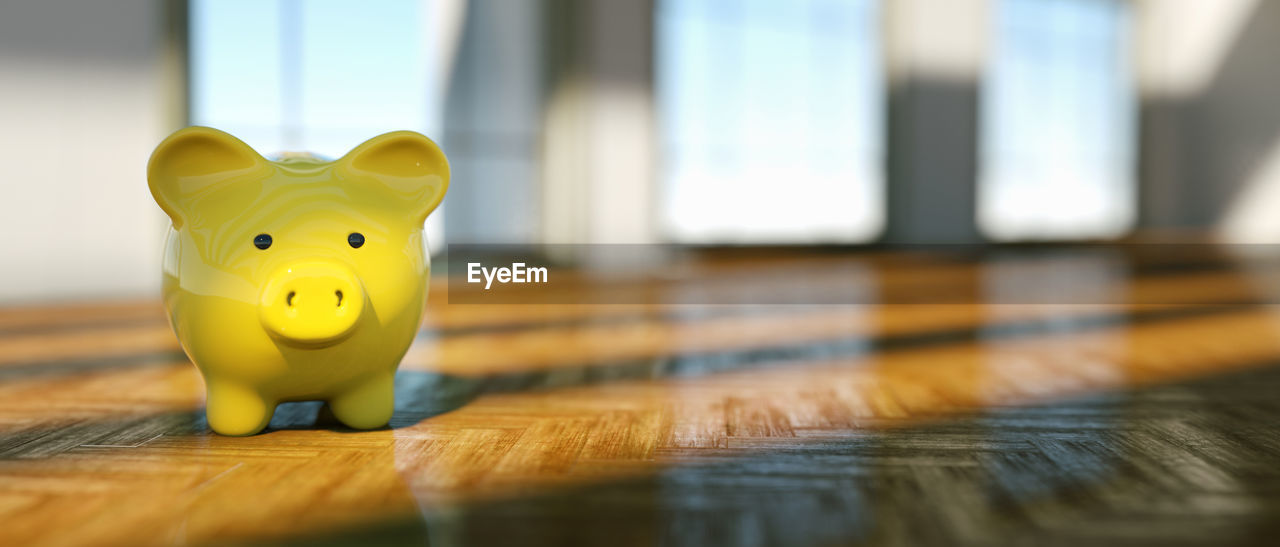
<box><xmin>147</xmin><ymin>127</ymin><xmax>448</xmax><ymax>436</ymax></box>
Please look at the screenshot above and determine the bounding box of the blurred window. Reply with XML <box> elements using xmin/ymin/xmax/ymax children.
<box><xmin>656</xmin><ymin>0</ymin><xmax>883</xmax><ymax>243</ymax></box>
<box><xmin>979</xmin><ymin>0</ymin><xmax>1136</xmax><ymax>240</ymax></box>
<box><xmin>189</xmin><ymin>0</ymin><xmax>446</xmax><ymax>245</ymax></box>
<box><xmin>189</xmin><ymin>0</ymin><xmax>439</xmax><ymax>158</ymax></box>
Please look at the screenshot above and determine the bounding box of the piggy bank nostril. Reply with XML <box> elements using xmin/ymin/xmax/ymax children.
<box><xmin>259</xmin><ymin>262</ymin><xmax>365</xmax><ymax>347</ymax></box>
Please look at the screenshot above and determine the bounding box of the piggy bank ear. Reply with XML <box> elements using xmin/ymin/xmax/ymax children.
<box><xmin>148</xmin><ymin>127</ymin><xmax>268</xmax><ymax>228</ymax></box>
<box><xmin>338</xmin><ymin>131</ymin><xmax>450</xmax><ymax>223</ymax></box>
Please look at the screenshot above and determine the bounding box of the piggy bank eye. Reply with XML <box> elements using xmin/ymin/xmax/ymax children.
<box><xmin>348</xmin><ymin>232</ymin><xmax>365</xmax><ymax>249</ymax></box>
<box><xmin>253</xmin><ymin>234</ymin><xmax>273</xmax><ymax>250</ymax></box>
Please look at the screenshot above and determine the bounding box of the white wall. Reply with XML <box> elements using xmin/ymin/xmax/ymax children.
<box><xmin>1136</xmin><ymin>0</ymin><xmax>1280</xmax><ymax>241</ymax></box>
<box><xmin>541</xmin><ymin>0</ymin><xmax>658</xmax><ymax>245</ymax></box>
<box><xmin>441</xmin><ymin>0</ymin><xmax>546</xmax><ymax>244</ymax></box>
<box><xmin>0</xmin><ymin>0</ymin><xmax>179</xmax><ymax>304</ymax></box>
<box><xmin>881</xmin><ymin>0</ymin><xmax>988</xmax><ymax>243</ymax></box>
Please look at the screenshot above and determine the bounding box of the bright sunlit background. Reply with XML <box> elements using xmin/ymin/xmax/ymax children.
<box><xmin>979</xmin><ymin>0</ymin><xmax>1136</xmax><ymax>240</ymax></box>
<box><xmin>189</xmin><ymin>0</ymin><xmax>453</xmax><ymax>245</ymax></box>
<box><xmin>190</xmin><ymin>0</ymin><xmax>440</xmax><ymax>157</ymax></box>
<box><xmin>656</xmin><ymin>0</ymin><xmax>883</xmax><ymax>243</ymax></box>
<box><xmin>3</xmin><ymin>0</ymin><xmax>1280</xmax><ymax>302</ymax></box>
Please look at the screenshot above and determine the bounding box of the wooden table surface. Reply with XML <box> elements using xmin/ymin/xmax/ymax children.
<box><xmin>3</xmin><ymin>248</ymin><xmax>1280</xmax><ymax>546</ymax></box>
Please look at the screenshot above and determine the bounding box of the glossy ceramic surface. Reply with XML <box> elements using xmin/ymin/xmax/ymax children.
<box><xmin>147</xmin><ymin>127</ymin><xmax>448</xmax><ymax>435</ymax></box>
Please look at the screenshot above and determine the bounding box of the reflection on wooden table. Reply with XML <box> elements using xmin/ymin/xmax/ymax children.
<box><xmin>3</xmin><ymin>248</ymin><xmax>1280</xmax><ymax>545</ymax></box>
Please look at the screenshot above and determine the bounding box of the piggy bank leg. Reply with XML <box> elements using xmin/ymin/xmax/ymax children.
<box><xmin>328</xmin><ymin>373</ymin><xmax>394</xmax><ymax>430</ymax></box>
<box><xmin>205</xmin><ymin>383</ymin><xmax>276</xmax><ymax>436</ymax></box>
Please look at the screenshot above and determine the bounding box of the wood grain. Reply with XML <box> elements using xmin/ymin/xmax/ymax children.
<box><xmin>1</xmin><ymin>249</ymin><xmax>1280</xmax><ymax>545</ymax></box>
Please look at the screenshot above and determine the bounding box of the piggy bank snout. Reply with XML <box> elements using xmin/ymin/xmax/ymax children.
<box><xmin>259</xmin><ymin>261</ymin><xmax>365</xmax><ymax>347</ymax></box>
